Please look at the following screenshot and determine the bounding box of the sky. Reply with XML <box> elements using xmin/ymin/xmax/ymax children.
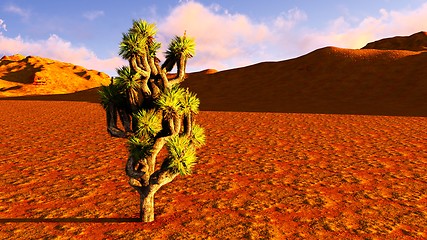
<box><xmin>1</xmin><ymin>0</ymin><xmax>427</xmax><ymax>76</ymax></box>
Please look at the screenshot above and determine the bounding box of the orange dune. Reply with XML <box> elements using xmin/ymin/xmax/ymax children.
<box><xmin>0</xmin><ymin>55</ymin><xmax>110</xmax><ymax>97</ymax></box>
<box><xmin>1</xmin><ymin>32</ymin><xmax>426</xmax><ymax>117</ymax></box>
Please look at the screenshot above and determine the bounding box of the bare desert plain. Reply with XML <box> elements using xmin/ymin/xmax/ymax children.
<box><xmin>0</xmin><ymin>32</ymin><xmax>427</xmax><ymax>239</ymax></box>
<box><xmin>0</xmin><ymin>100</ymin><xmax>426</xmax><ymax>239</ymax></box>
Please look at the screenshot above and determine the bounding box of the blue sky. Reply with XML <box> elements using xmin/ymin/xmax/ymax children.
<box><xmin>1</xmin><ymin>0</ymin><xmax>427</xmax><ymax>76</ymax></box>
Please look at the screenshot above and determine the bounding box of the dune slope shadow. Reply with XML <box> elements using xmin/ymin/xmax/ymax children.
<box><xmin>0</xmin><ymin>87</ymin><xmax>102</xmax><ymax>103</ymax></box>
<box><xmin>0</xmin><ymin>60</ymin><xmax>44</xmax><ymax>84</ymax></box>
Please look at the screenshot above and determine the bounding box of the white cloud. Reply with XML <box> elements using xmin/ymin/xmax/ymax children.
<box><xmin>4</xmin><ymin>4</ymin><xmax>30</xmax><ymax>20</ymax></box>
<box><xmin>156</xmin><ymin>1</ymin><xmax>427</xmax><ymax>71</ymax></box>
<box><xmin>2</xmin><ymin>1</ymin><xmax>427</xmax><ymax>77</ymax></box>
<box><xmin>0</xmin><ymin>19</ymin><xmax>6</xmax><ymax>32</ymax></box>
<box><xmin>0</xmin><ymin>34</ymin><xmax>125</xmax><ymax>75</ymax></box>
<box><xmin>274</xmin><ymin>8</ymin><xmax>307</xmax><ymax>29</ymax></box>
<box><xmin>83</xmin><ymin>10</ymin><xmax>105</xmax><ymax>21</ymax></box>
<box><xmin>157</xmin><ymin>1</ymin><xmax>271</xmax><ymax>70</ymax></box>
<box><xmin>296</xmin><ymin>3</ymin><xmax>427</xmax><ymax>53</ymax></box>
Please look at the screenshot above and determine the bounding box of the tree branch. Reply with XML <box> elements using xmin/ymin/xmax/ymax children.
<box><xmin>155</xmin><ymin>62</ymin><xmax>169</xmax><ymax>91</ymax></box>
<box><xmin>173</xmin><ymin>115</ymin><xmax>182</xmax><ymax>135</ymax></box>
<box><xmin>183</xmin><ymin>113</ymin><xmax>192</xmax><ymax>136</ymax></box>
<box><xmin>167</xmin><ymin>56</ymin><xmax>187</xmax><ymax>88</ymax></box>
<box><xmin>149</xmin><ymin>168</ymin><xmax>179</xmax><ymax>193</ymax></box>
<box><xmin>149</xmin><ymin>79</ymin><xmax>161</xmax><ymax>99</ymax></box>
<box><xmin>126</xmin><ymin>155</ymin><xmax>146</xmax><ymax>179</ymax></box>
<box><xmin>149</xmin><ymin>56</ymin><xmax>158</xmax><ymax>76</ymax></box>
<box><xmin>130</xmin><ymin>56</ymin><xmax>150</xmax><ymax>77</ymax></box>
<box><xmin>106</xmin><ymin>102</ymin><xmax>127</xmax><ymax>138</ymax></box>
<box><xmin>147</xmin><ymin>136</ymin><xmax>167</xmax><ymax>174</ymax></box>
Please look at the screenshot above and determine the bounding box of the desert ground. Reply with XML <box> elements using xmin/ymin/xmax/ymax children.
<box><xmin>0</xmin><ymin>99</ymin><xmax>426</xmax><ymax>239</ymax></box>
<box><xmin>1</xmin><ymin>32</ymin><xmax>427</xmax><ymax>239</ymax></box>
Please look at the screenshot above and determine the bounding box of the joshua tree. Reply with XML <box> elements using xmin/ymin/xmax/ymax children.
<box><xmin>99</xmin><ymin>19</ymin><xmax>205</xmax><ymax>222</ymax></box>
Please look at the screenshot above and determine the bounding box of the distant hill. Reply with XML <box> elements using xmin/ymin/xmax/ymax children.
<box><xmin>362</xmin><ymin>31</ymin><xmax>427</xmax><ymax>51</ymax></box>
<box><xmin>181</xmin><ymin>38</ymin><xmax>427</xmax><ymax>116</ymax></box>
<box><xmin>1</xmin><ymin>32</ymin><xmax>426</xmax><ymax>117</ymax></box>
<box><xmin>0</xmin><ymin>54</ymin><xmax>110</xmax><ymax>97</ymax></box>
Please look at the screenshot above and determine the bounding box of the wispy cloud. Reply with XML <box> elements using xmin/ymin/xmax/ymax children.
<box><xmin>2</xmin><ymin>1</ymin><xmax>427</xmax><ymax>76</ymax></box>
<box><xmin>83</xmin><ymin>10</ymin><xmax>105</xmax><ymax>21</ymax></box>
<box><xmin>296</xmin><ymin>2</ymin><xmax>427</xmax><ymax>54</ymax></box>
<box><xmin>156</xmin><ymin>1</ymin><xmax>427</xmax><ymax>71</ymax></box>
<box><xmin>0</xmin><ymin>34</ymin><xmax>125</xmax><ymax>75</ymax></box>
<box><xmin>0</xmin><ymin>19</ymin><xmax>6</xmax><ymax>32</ymax></box>
<box><xmin>4</xmin><ymin>4</ymin><xmax>30</xmax><ymax>20</ymax></box>
<box><xmin>158</xmin><ymin>1</ymin><xmax>271</xmax><ymax>70</ymax></box>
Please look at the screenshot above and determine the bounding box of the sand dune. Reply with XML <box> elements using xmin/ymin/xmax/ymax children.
<box><xmin>181</xmin><ymin>46</ymin><xmax>427</xmax><ymax>116</ymax></box>
<box><xmin>0</xmin><ymin>54</ymin><xmax>110</xmax><ymax>97</ymax></box>
<box><xmin>362</xmin><ymin>31</ymin><xmax>427</xmax><ymax>51</ymax></box>
<box><xmin>1</xmin><ymin>33</ymin><xmax>426</xmax><ymax>117</ymax></box>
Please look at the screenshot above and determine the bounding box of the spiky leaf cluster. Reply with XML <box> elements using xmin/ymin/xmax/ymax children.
<box><xmin>115</xmin><ymin>66</ymin><xmax>141</xmax><ymax>90</ymax></box>
<box><xmin>156</xmin><ymin>85</ymin><xmax>201</xmax><ymax>119</ymax></box>
<box><xmin>165</xmin><ymin>135</ymin><xmax>197</xmax><ymax>175</ymax></box>
<box><xmin>190</xmin><ymin>124</ymin><xmax>206</xmax><ymax>149</ymax></box>
<box><xmin>131</xmin><ymin>19</ymin><xmax>161</xmax><ymax>58</ymax></box>
<box><xmin>128</xmin><ymin>136</ymin><xmax>153</xmax><ymax>160</ymax></box>
<box><xmin>156</xmin><ymin>85</ymin><xmax>186</xmax><ymax>119</ymax></box>
<box><xmin>166</xmin><ymin>35</ymin><xmax>196</xmax><ymax>59</ymax></box>
<box><xmin>119</xmin><ymin>32</ymin><xmax>145</xmax><ymax>60</ymax></box>
<box><xmin>98</xmin><ymin>83</ymin><xmax>126</xmax><ymax>109</ymax></box>
<box><xmin>148</xmin><ymin>41</ymin><xmax>161</xmax><ymax>58</ymax></box>
<box><xmin>181</xmin><ymin>88</ymin><xmax>200</xmax><ymax>115</ymax></box>
<box><xmin>119</xmin><ymin>19</ymin><xmax>161</xmax><ymax>60</ymax></box>
<box><xmin>131</xmin><ymin>19</ymin><xmax>157</xmax><ymax>38</ymax></box>
<box><xmin>134</xmin><ymin>109</ymin><xmax>162</xmax><ymax>138</ymax></box>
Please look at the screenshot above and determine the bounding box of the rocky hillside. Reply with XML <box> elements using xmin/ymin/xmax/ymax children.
<box><xmin>0</xmin><ymin>54</ymin><xmax>110</xmax><ymax>97</ymax></box>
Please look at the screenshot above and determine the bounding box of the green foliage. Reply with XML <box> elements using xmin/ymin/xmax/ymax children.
<box><xmin>148</xmin><ymin>41</ymin><xmax>161</xmax><ymax>58</ymax></box>
<box><xmin>131</xmin><ymin>19</ymin><xmax>157</xmax><ymax>38</ymax></box>
<box><xmin>129</xmin><ymin>19</ymin><xmax>160</xmax><ymax>58</ymax></box>
<box><xmin>115</xmin><ymin>66</ymin><xmax>141</xmax><ymax>90</ymax></box>
<box><xmin>166</xmin><ymin>35</ymin><xmax>196</xmax><ymax>59</ymax></box>
<box><xmin>156</xmin><ymin>85</ymin><xmax>185</xmax><ymax>119</ymax></box>
<box><xmin>162</xmin><ymin>35</ymin><xmax>195</xmax><ymax>72</ymax></box>
<box><xmin>134</xmin><ymin>109</ymin><xmax>162</xmax><ymax>138</ymax></box>
<box><xmin>166</xmin><ymin>135</ymin><xmax>197</xmax><ymax>175</ymax></box>
<box><xmin>190</xmin><ymin>124</ymin><xmax>206</xmax><ymax>149</ymax></box>
<box><xmin>181</xmin><ymin>88</ymin><xmax>200</xmax><ymax>115</ymax></box>
<box><xmin>128</xmin><ymin>136</ymin><xmax>154</xmax><ymax>160</ymax></box>
<box><xmin>109</xmin><ymin>19</ymin><xmax>204</xmax><ymax>194</ymax></box>
<box><xmin>98</xmin><ymin>83</ymin><xmax>125</xmax><ymax>109</ymax></box>
<box><xmin>119</xmin><ymin>32</ymin><xmax>145</xmax><ymax>60</ymax></box>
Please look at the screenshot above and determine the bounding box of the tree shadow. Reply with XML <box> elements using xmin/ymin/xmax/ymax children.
<box><xmin>0</xmin><ymin>217</ymin><xmax>140</xmax><ymax>223</ymax></box>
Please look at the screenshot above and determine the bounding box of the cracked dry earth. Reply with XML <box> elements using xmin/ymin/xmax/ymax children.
<box><xmin>0</xmin><ymin>100</ymin><xmax>426</xmax><ymax>239</ymax></box>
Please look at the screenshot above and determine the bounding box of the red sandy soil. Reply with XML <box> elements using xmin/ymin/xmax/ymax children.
<box><xmin>0</xmin><ymin>32</ymin><xmax>426</xmax><ymax>239</ymax></box>
<box><xmin>0</xmin><ymin>100</ymin><xmax>426</xmax><ymax>239</ymax></box>
<box><xmin>0</xmin><ymin>54</ymin><xmax>110</xmax><ymax>97</ymax></box>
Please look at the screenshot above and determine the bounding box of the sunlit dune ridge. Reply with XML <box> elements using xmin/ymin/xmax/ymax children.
<box><xmin>0</xmin><ymin>54</ymin><xmax>110</xmax><ymax>97</ymax></box>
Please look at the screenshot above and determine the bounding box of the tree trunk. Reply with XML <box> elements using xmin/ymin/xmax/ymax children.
<box><xmin>118</xmin><ymin>108</ymin><xmax>132</xmax><ymax>132</ymax></box>
<box><xmin>137</xmin><ymin>170</ymin><xmax>178</xmax><ymax>222</ymax></box>
<box><xmin>140</xmin><ymin>193</ymin><xmax>155</xmax><ymax>222</ymax></box>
